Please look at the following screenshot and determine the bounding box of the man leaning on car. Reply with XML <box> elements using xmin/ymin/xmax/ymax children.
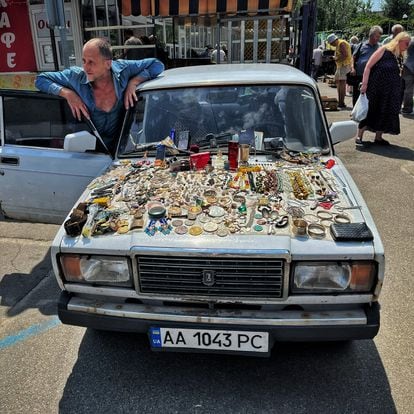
<box><xmin>35</xmin><ymin>37</ymin><xmax>164</xmax><ymax>152</ymax></box>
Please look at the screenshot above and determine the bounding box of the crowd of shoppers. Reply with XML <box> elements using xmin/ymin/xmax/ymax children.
<box><xmin>320</xmin><ymin>25</ymin><xmax>413</xmax><ymax>148</ymax></box>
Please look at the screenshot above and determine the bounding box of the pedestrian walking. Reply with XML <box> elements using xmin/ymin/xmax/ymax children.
<box><xmin>350</xmin><ymin>26</ymin><xmax>383</xmax><ymax>106</ymax></box>
<box><xmin>123</xmin><ymin>29</ymin><xmax>143</xmax><ymax>60</ymax></box>
<box><xmin>401</xmin><ymin>37</ymin><xmax>414</xmax><ymax>115</ymax></box>
<box><xmin>347</xmin><ymin>36</ymin><xmax>360</xmax><ymax>96</ymax></box>
<box><xmin>326</xmin><ymin>33</ymin><xmax>352</xmax><ymax>108</ymax></box>
<box><xmin>312</xmin><ymin>45</ymin><xmax>324</xmax><ymax>80</ymax></box>
<box><xmin>382</xmin><ymin>24</ymin><xmax>404</xmax><ymax>45</ymax></box>
<box><xmin>356</xmin><ymin>32</ymin><xmax>411</xmax><ymax>146</ymax></box>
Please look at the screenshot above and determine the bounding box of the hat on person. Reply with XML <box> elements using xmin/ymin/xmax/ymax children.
<box><xmin>327</xmin><ymin>33</ymin><xmax>338</xmax><ymax>44</ymax></box>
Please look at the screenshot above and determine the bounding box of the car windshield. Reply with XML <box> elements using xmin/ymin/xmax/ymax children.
<box><xmin>117</xmin><ymin>84</ymin><xmax>329</xmax><ymax>156</ymax></box>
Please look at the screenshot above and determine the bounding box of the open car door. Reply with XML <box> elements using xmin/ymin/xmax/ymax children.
<box><xmin>0</xmin><ymin>90</ymin><xmax>113</xmax><ymax>224</ymax></box>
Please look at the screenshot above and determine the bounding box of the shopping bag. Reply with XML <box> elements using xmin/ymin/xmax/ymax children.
<box><xmin>351</xmin><ymin>93</ymin><xmax>369</xmax><ymax>122</ymax></box>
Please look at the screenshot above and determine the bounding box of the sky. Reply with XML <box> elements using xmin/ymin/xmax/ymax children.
<box><xmin>370</xmin><ymin>0</ymin><xmax>382</xmax><ymax>11</ymax></box>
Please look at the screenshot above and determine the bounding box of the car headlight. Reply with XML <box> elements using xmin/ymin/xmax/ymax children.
<box><xmin>292</xmin><ymin>261</ymin><xmax>376</xmax><ymax>293</ymax></box>
<box><xmin>60</xmin><ymin>254</ymin><xmax>131</xmax><ymax>287</ymax></box>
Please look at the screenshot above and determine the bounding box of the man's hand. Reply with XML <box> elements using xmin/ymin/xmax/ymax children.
<box><xmin>60</xmin><ymin>88</ymin><xmax>89</xmax><ymax>121</ymax></box>
<box><xmin>124</xmin><ymin>76</ymin><xmax>146</xmax><ymax>109</ymax></box>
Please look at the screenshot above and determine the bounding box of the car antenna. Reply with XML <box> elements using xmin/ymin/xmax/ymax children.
<box><xmin>84</xmin><ymin>117</ymin><xmax>113</xmax><ymax>159</ymax></box>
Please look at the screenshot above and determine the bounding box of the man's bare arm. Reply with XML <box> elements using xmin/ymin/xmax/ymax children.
<box><xmin>59</xmin><ymin>88</ymin><xmax>90</xmax><ymax>120</ymax></box>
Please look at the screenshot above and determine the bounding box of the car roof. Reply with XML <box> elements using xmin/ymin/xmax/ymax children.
<box><xmin>138</xmin><ymin>63</ymin><xmax>315</xmax><ymax>91</ymax></box>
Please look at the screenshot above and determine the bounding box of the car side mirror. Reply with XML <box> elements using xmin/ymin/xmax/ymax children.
<box><xmin>64</xmin><ymin>131</ymin><xmax>96</xmax><ymax>152</ymax></box>
<box><xmin>330</xmin><ymin>121</ymin><xmax>358</xmax><ymax>145</ymax></box>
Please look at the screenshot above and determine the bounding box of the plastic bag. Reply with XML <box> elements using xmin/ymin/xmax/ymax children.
<box><xmin>351</xmin><ymin>93</ymin><xmax>369</xmax><ymax>122</ymax></box>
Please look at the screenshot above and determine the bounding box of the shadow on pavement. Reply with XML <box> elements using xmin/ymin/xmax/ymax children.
<box><xmin>0</xmin><ymin>248</ymin><xmax>60</xmax><ymax>318</ymax></box>
<box><xmin>356</xmin><ymin>142</ymin><xmax>414</xmax><ymax>161</ymax></box>
<box><xmin>59</xmin><ymin>330</ymin><xmax>396</xmax><ymax>413</ymax></box>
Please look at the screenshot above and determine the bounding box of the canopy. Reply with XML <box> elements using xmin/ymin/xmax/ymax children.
<box><xmin>121</xmin><ymin>0</ymin><xmax>293</xmax><ymax>18</ymax></box>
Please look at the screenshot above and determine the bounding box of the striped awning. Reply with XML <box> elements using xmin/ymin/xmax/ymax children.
<box><xmin>121</xmin><ymin>0</ymin><xmax>293</xmax><ymax>18</ymax></box>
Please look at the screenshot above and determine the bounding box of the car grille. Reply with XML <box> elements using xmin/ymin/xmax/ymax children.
<box><xmin>137</xmin><ymin>256</ymin><xmax>284</xmax><ymax>298</ymax></box>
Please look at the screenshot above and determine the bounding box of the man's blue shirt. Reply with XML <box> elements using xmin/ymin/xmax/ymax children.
<box><xmin>354</xmin><ymin>42</ymin><xmax>379</xmax><ymax>76</ymax></box>
<box><xmin>404</xmin><ymin>38</ymin><xmax>414</xmax><ymax>73</ymax></box>
<box><xmin>35</xmin><ymin>58</ymin><xmax>164</xmax><ymax>148</ymax></box>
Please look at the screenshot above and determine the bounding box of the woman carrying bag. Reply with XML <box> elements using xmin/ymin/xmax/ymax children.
<box><xmin>355</xmin><ymin>32</ymin><xmax>411</xmax><ymax>146</ymax></box>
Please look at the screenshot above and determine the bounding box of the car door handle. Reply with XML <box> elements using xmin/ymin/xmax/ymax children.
<box><xmin>0</xmin><ymin>156</ymin><xmax>19</xmax><ymax>165</ymax></box>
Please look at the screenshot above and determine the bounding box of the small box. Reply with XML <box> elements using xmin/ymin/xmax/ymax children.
<box><xmin>190</xmin><ymin>152</ymin><xmax>210</xmax><ymax>170</ymax></box>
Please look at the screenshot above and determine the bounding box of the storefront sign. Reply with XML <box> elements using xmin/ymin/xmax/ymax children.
<box><xmin>34</xmin><ymin>9</ymin><xmax>72</xmax><ymax>39</ymax></box>
<box><xmin>0</xmin><ymin>0</ymin><xmax>37</xmax><ymax>71</ymax></box>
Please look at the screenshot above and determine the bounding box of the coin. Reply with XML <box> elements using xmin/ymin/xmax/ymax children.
<box><xmin>174</xmin><ymin>225</ymin><xmax>188</xmax><ymax>235</ymax></box>
<box><xmin>185</xmin><ymin>219</ymin><xmax>196</xmax><ymax>226</ymax></box>
<box><xmin>212</xmin><ymin>217</ymin><xmax>223</xmax><ymax>224</ymax></box>
<box><xmin>169</xmin><ymin>206</ymin><xmax>182</xmax><ymax>216</ymax></box>
<box><xmin>203</xmin><ymin>222</ymin><xmax>218</xmax><ymax>232</ymax></box>
<box><xmin>189</xmin><ymin>225</ymin><xmax>203</xmax><ymax>236</ymax></box>
<box><xmin>171</xmin><ymin>219</ymin><xmax>184</xmax><ymax>227</ymax></box>
<box><xmin>206</xmin><ymin>196</ymin><xmax>217</xmax><ymax>205</ymax></box>
<box><xmin>199</xmin><ymin>214</ymin><xmax>209</xmax><ymax>223</ymax></box>
<box><xmin>216</xmin><ymin>227</ymin><xmax>229</xmax><ymax>237</ymax></box>
<box><xmin>204</xmin><ymin>189</ymin><xmax>217</xmax><ymax>197</ymax></box>
<box><xmin>188</xmin><ymin>205</ymin><xmax>202</xmax><ymax>215</ymax></box>
<box><xmin>209</xmin><ymin>205</ymin><xmax>226</xmax><ymax>217</ymax></box>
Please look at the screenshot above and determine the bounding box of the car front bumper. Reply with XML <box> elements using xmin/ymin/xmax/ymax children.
<box><xmin>58</xmin><ymin>291</ymin><xmax>380</xmax><ymax>343</ymax></box>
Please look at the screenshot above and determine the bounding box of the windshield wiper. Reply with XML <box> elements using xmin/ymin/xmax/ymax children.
<box><xmin>122</xmin><ymin>143</ymin><xmax>191</xmax><ymax>157</ymax></box>
<box><xmin>122</xmin><ymin>143</ymin><xmax>158</xmax><ymax>156</ymax></box>
<box><xmin>197</xmin><ymin>132</ymin><xmax>233</xmax><ymax>149</ymax></box>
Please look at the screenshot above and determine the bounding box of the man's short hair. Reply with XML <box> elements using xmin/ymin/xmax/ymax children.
<box><xmin>391</xmin><ymin>24</ymin><xmax>404</xmax><ymax>35</ymax></box>
<box><xmin>85</xmin><ymin>38</ymin><xmax>113</xmax><ymax>60</ymax></box>
<box><xmin>369</xmin><ymin>25</ymin><xmax>383</xmax><ymax>38</ymax></box>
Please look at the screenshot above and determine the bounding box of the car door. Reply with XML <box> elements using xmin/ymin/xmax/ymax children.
<box><xmin>0</xmin><ymin>90</ymin><xmax>112</xmax><ymax>224</ymax></box>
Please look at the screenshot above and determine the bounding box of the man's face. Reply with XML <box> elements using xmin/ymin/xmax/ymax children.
<box><xmin>370</xmin><ymin>32</ymin><xmax>381</xmax><ymax>45</ymax></box>
<box><xmin>82</xmin><ymin>44</ymin><xmax>111</xmax><ymax>82</ymax></box>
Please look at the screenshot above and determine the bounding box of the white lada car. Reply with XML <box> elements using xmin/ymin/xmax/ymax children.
<box><xmin>0</xmin><ymin>64</ymin><xmax>383</xmax><ymax>356</ymax></box>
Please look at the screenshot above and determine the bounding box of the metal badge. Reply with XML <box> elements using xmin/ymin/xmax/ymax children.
<box><xmin>202</xmin><ymin>270</ymin><xmax>216</xmax><ymax>287</ymax></box>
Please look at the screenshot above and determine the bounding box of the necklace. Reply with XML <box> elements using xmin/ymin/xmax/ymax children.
<box><xmin>394</xmin><ymin>53</ymin><xmax>404</xmax><ymax>75</ymax></box>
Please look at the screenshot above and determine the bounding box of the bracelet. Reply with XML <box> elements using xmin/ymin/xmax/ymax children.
<box><xmin>316</xmin><ymin>210</ymin><xmax>333</xmax><ymax>220</ymax></box>
<box><xmin>292</xmin><ymin>218</ymin><xmax>308</xmax><ymax>236</ymax></box>
<box><xmin>307</xmin><ymin>223</ymin><xmax>326</xmax><ymax>239</ymax></box>
<box><xmin>303</xmin><ymin>213</ymin><xmax>319</xmax><ymax>223</ymax></box>
<box><xmin>334</xmin><ymin>213</ymin><xmax>351</xmax><ymax>224</ymax></box>
<box><xmin>320</xmin><ymin>219</ymin><xmax>333</xmax><ymax>228</ymax></box>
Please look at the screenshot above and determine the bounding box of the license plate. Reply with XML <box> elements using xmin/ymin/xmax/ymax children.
<box><xmin>149</xmin><ymin>327</ymin><xmax>269</xmax><ymax>353</ymax></box>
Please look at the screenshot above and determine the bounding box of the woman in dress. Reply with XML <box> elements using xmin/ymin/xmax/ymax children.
<box><xmin>356</xmin><ymin>32</ymin><xmax>411</xmax><ymax>146</ymax></box>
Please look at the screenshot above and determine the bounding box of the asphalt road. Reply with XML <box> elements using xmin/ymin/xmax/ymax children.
<box><xmin>0</xmin><ymin>81</ymin><xmax>413</xmax><ymax>414</ymax></box>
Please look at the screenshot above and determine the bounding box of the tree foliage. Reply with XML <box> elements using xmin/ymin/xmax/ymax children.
<box><xmin>315</xmin><ymin>0</ymin><xmax>414</xmax><ymax>39</ymax></box>
<box><xmin>316</xmin><ymin>0</ymin><xmax>365</xmax><ymax>32</ymax></box>
<box><xmin>382</xmin><ymin>0</ymin><xmax>412</xmax><ymax>20</ymax></box>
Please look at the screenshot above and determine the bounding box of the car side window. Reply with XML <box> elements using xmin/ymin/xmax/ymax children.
<box><xmin>3</xmin><ymin>94</ymin><xmax>90</xmax><ymax>149</ymax></box>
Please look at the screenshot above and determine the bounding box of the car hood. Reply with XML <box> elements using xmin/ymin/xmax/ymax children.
<box><xmin>55</xmin><ymin>156</ymin><xmax>382</xmax><ymax>260</ymax></box>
